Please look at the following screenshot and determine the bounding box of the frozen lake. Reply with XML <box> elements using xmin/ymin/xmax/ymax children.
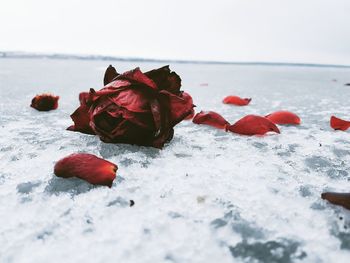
<box><xmin>1</xmin><ymin>58</ymin><xmax>350</xmax><ymax>263</ymax></box>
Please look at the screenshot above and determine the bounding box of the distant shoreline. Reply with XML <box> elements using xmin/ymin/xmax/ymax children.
<box><xmin>1</xmin><ymin>51</ymin><xmax>349</xmax><ymax>69</ymax></box>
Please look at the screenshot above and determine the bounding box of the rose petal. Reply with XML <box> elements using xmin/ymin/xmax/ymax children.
<box><xmin>192</xmin><ymin>111</ymin><xmax>230</xmax><ymax>129</ymax></box>
<box><xmin>265</xmin><ymin>111</ymin><xmax>301</xmax><ymax>125</ymax></box>
<box><xmin>160</xmin><ymin>91</ymin><xmax>195</xmax><ymax>125</ymax></box>
<box><xmin>67</xmin><ymin>104</ymin><xmax>95</xmax><ymax>135</ymax></box>
<box><xmin>110</xmin><ymin>89</ymin><xmax>151</xmax><ymax>113</ymax></box>
<box><xmin>330</xmin><ymin>116</ymin><xmax>350</xmax><ymax>131</ymax></box>
<box><xmin>223</xmin><ymin>96</ymin><xmax>251</xmax><ymax>106</ymax></box>
<box><xmin>227</xmin><ymin>115</ymin><xmax>280</xmax><ymax>135</ymax></box>
<box><xmin>106</xmin><ymin>104</ymin><xmax>155</xmax><ymax>130</ymax></box>
<box><xmin>103</xmin><ymin>65</ymin><xmax>119</xmax><ymax>85</ymax></box>
<box><xmin>54</xmin><ymin>153</ymin><xmax>117</xmax><ymax>187</ymax></box>
<box><xmin>117</xmin><ymin>67</ymin><xmax>157</xmax><ymax>90</ymax></box>
<box><xmin>145</xmin><ymin>65</ymin><xmax>181</xmax><ymax>94</ymax></box>
<box><xmin>321</xmin><ymin>192</ymin><xmax>350</xmax><ymax>210</ymax></box>
<box><xmin>103</xmin><ymin>79</ymin><xmax>131</xmax><ymax>91</ymax></box>
<box><xmin>30</xmin><ymin>93</ymin><xmax>59</xmax><ymax>111</ymax></box>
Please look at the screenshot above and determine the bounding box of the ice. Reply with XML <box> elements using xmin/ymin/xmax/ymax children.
<box><xmin>1</xmin><ymin>58</ymin><xmax>350</xmax><ymax>262</ymax></box>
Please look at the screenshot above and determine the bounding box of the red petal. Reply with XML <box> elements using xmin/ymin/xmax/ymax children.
<box><xmin>30</xmin><ymin>93</ymin><xmax>59</xmax><ymax>111</ymax></box>
<box><xmin>54</xmin><ymin>153</ymin><xmax>118</xmax><ymax>187</ymax></box>
<box><xmin>330</xmin><ymin>116</ymin><xmax>350</xmax><ymax>131</ymax></box>
<box><xmin>103</xmin><ymin>79</ymin><xmax>131</xmax><ymax>91</ymax></box>
<box><xmin>192</xmin><ymin>111</ymin><xmax>230</xmax><ymax>129</ymax></box>
<box><xmin>265</xmin><ymin>111</ymin><xmax>301</xmax><ymax>125</ymax></box>
<box><xmin>145</xmin><ymin>65</ymin><xmax>181</xmax><ymax>94</ymax></box>
<box><xmin>160</xmin><ymin>91</ymin><xmax>195</xmax><ymax>125</ymax></box>
<box><xmin>103</xmin><ymin>65</ymin><xmax>119</xmax><ymax>85</ymax></box>
<box><xmin>67</xmin><ymin>104</ymin><xmax>95</xmax><ymax>135</ymax></box>
<box><xmin>227</xmin><ymin>115</ymin><xmax>280</xmax><ymax>135</ymax></box>
<box><xmin>117</xmin><ymin>67</ymin><xmax>157</xmax><ymax>90</ymax></box>
<box><xmin>223</xmin><ymin>96</ymin><xmax>251</xmax><ymax>106</ymax></box>
<box><xmin>110</xmin><ymin>89</ymin><xmax>151</xmax><ymax>113</ymax></box>
<box><xmin>321</xmin><ymin>192</ymin><xmax>350</xmax><ymax>210</ymax></box>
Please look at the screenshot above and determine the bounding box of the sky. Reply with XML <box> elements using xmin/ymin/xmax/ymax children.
<box><xmin>0</xmin><ymin>0</ymin><xmax>350</xmax><ymax>65</ymax></box>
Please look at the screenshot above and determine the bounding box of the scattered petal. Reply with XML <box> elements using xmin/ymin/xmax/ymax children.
<box><xmin>227</xmin><ymin>115</ymin><xmax>280</xmax><ymax>135</ymax></box>
<box><xmin>330</xmin><ymin>116</ymin><xmax>350</xmax><ymax>131</ymax></box>
<box><xmin>30</xmin><ymin>93</ymin><xmax>59</xmax><ymax>111</ymax></box>
<box><xmin>192</xmin><ymin>111</ymin><xmax>230</xmax><ymax>129</ymax></box>
<box><xmin>223</xmin><ymin>96</ymin><xmax>251</xmax><ymax>106</ymax></box>
<box><xmin>265</xmin><ymin>111</ymin><xmax>301</xmax><ymax>125</ymax></box>
<box><xmin>54</xmin><ymin>153</ymin><xmax>117</xmax><ymax>187</ymax></box>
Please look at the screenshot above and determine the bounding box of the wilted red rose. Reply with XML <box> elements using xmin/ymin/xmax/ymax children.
<box><xmin>30</xmin><ymin>93</ymin><xmax>59</xmax><ymax>111</ymax></box>
<box><xmin>68</xmin><ymin>65</ymin><xmax>194</xmax><ymax>148</ymax></box>
<box><xmin>54</xmin><ymin>153</ymin><xmax>117</xmax><ymax>187</ymax></box>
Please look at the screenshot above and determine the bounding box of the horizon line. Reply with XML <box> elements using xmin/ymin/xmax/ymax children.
<box><xmin>1</xmin><ymin>51</ymin><xmax>350</xmax><ymax>69</ymax></box>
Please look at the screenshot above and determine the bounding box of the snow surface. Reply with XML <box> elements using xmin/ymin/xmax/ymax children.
<box><xmin>1</xmin><ymin>58</ymin><xmax>350</xmax><ymax>263</ymax></box>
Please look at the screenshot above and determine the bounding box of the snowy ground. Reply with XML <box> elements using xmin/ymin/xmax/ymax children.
<box><xmin>1</xmin><ymin>58</ymin><xmax>350</xmax><ymax>263</ymax></box>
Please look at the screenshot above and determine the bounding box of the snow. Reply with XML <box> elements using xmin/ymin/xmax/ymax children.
<box><xmin>1</xmin><ymin>58</ymin><xmax>350</xmax><ymax>263</ymax></box>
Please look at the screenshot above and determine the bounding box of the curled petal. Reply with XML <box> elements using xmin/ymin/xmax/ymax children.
<box><xmin>79</xmin><ymin>92</ymin><xmax>92</xmax><ymax>106</ymax></box>
<box><xmin>104</xmin><ymin>79</ymin><xmax>131</xmax><ymax>91</ymax></box>
<box><xmin>109</xmin><ymin>89</ymin><xmax>151</xmax><ymax>113</ymax></box>
<box><xmin>117</xmin><ymin>67</ymin><xmax>157</xmax><ymax>90</ymax></box>
<box><xmin>182</xmin><ymin>92</ymin><xmax>195</xmax><ymax>120</ymax></box>
<box><xmin>160</xmin><ymin>91</ymin><xmax>195</xmax><ymax>125</ymax></box>
<box><xmin>145</xmin><ymin>65</ymin><xmax>181</xmax><ymax>94</ymax></box>
<box><xmin>330</xmin><ymin>116</ymin><xmax>350</xmax><ymax>131</ymax></box>
<box><xmin>30</xmin><ymin>93</ymin><xmax>59</xmax><ymax>111</ymax></box>
<box><xmin>223</xmin><ymin>96</ymin><xmax>251</xmax><ymax>106</ymax></box>
<box><xmin>104</xmin><ymin>65</ymin><xmax>119</xmax><ymax>85</ymax></box>
<box><xmin>192</xmin><ymin>111</ymin><xmax>230</xmax><ymax>129</ymax></box>
<box><xmin>227</xmin><ymin>115</ymin><xmax>280</xmax><ymax>136</ymax></box>
<box><xmin>265</xmin><ymin>111</ymin><xmax>301</xmax><ymax>125</ymax></box>
<box><xmin>321</xmin><ymin>192</ymin><xmax>350</xmax><ymax>210</ymax></box>
<box><xmin>54</xmin><ymin>153</ymin><xmax>118</xmax><ymax>187</ymax></box>
<box><xmin>67</xmin><ymin>104</ymin><xmax>95</xmax><ymax>135</ymax></box>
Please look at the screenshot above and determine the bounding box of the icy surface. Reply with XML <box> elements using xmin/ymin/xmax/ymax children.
<box><xmin>1</xmin><ymin>58</ymin><xmax>350</xmax><ymax>263</ymax></box>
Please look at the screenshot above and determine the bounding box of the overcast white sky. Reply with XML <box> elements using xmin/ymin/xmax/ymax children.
<box><xmin>0</xmin><ymin>0</ymin><xmax>349</xmax><ymax>65</ymax></box>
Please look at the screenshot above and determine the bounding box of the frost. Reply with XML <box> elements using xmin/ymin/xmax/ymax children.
<box><xmin>1</xmin><ymin>59</ymin><xmax>350</xmax><ymax>262</ymax></box>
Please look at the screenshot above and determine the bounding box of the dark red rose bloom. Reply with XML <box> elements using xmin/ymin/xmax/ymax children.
<box><xmin>192</xmin><ymin>111</ymin><xmax>230</xmax><ymax>129</ymax></box>
<box><xmin>321</xmin><ymin>192</ymin><xmax>350</xmax><ymax>210</ymax></box>
<box><xmin>227</xmin><ymin>115</ymin><xmax>280</xmax><ymax>136</ymax></box>
<box><xmin>68</xmin><ymin>65</ymin><xmax>194</xmax><ymax>148</ymax></box>
<box><xmin>265</xmin><ymin>111</ymin><xmax>301</xmax><ymax>125</ymax></box>
<box><xmin>54</xmin><ymin>153</ymin><xmax>118</xmax><ymax>187</ymax></box>
<box><xmin>330</xmin><ymin>116</ymin><xmax>350</xmax><ymax>131</ymax></box>
<box><xmin>30</xmin><ymin>93</ymin><xmax>59</xmax><ymax>111</ymax></box>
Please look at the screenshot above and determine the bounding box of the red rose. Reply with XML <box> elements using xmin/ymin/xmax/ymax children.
<box><xmin>68</xmin><ymin>65</ymin><xmax>194</xmax><ymax>148</ymax></box>
<box><xmin>31</xmin><ymin>93</ymin><xmax>59</xmax><ymax>111</ymax></box>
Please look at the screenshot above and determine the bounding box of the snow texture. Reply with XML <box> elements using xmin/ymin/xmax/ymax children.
<box><xmin>1</xmin><ymin>58</ymin><xmax>350</xmax><ymax>263</ymax></box>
